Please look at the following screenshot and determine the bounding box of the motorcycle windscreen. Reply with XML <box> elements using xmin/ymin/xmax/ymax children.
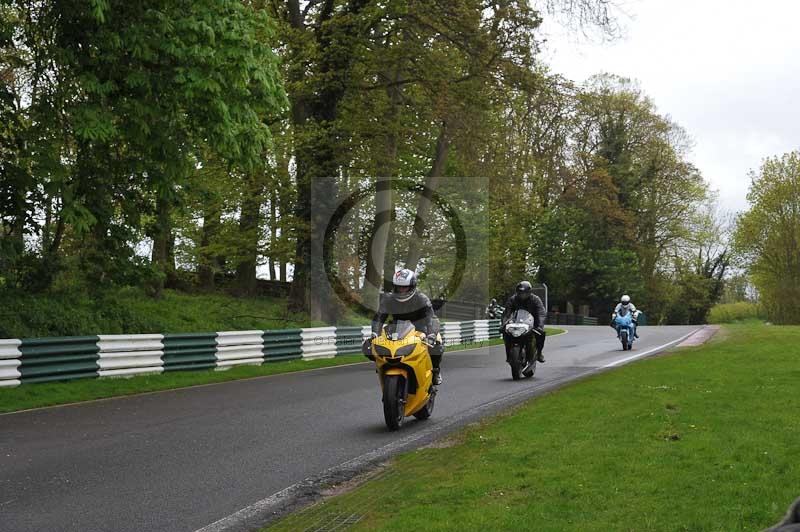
<box><xmin>385</xmin><ymin>320</ymin><xmax>416</xmax><ymax>340</ymax></box>
<box><xmin>510</xmin><ymin>309</ymin><xmax>535</xmax><ymax>327</ymax></box>
<box><xmin>615</xmin><ymin>313</ymin><xmax>633</xmax><ymax>326</ymax></box>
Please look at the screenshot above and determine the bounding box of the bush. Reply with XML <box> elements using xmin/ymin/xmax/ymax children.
<box><xmin>707</xmin><ymin>302</ymin><xmax>766</xmax><ymax>324</ymax></box>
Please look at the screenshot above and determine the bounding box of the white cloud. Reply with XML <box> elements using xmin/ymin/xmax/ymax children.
<box><xmin>540</xmin><ymin>0</ymin><xmax>800</xmax><ymax>212</ymax></box>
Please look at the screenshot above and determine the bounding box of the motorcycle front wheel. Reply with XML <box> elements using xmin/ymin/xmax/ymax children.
<box><xmin>508</xmin><ymin>344</ymin><xmax>522</xmax><ymax>381</ymax></box>
<box><xmin>382</xmin><ymin>375</ymin><xmax>407</xmax><ymax>430</ymax></box>
<box><xmin>621</xmin><ymin>331</ymin><xmax>629</xmax><ymax>351</ymax></box>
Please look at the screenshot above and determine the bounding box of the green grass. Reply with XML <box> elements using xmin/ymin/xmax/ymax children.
<box><xmin>708</xmin><ymin>302</ymin><xmax>766</xmax><ymax>324</ymax></box>
<box><xmin>0</xmin><ymin>287</ymin><xmax>368</xmax><ymax>338</ymax></box>
<box><xmin>0</xmin><ymin>329</ymin><xmax>564</xmax><ymax>414</ymax></box>
<box><xmin>269</xmin><ymin>323</ymin><xmax>800</xmax><ymax>532</ymax></box>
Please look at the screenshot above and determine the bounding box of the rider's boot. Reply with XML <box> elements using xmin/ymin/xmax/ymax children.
<box><xmin>522</xmin><ymin>349</ymin><xmax>535</xmax><ymax>377</ymax></box>
<box><xmin>536</xmin><ymin>348</ymin><xmax>546</xmax><ymax>363</ymax></box>
<box><xmin>432</xmin><ymin>367</ymin><xmax>443</xmax><ymax>385</ymax></box>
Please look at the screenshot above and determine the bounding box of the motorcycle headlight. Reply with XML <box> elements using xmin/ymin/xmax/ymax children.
<box><xmin>506</xmin><ymin>324</ymin><xmax>528</xmax><ymax>338</ymax></box>
<box><xmin>373</xmin><ymin>345</ymin><xmax>391</xmax><ymax>358</ymax></box>
<box><xmin>395</xmin><ymin>343</ymin><xmax>417</xmax><ymax>357</ymax></box>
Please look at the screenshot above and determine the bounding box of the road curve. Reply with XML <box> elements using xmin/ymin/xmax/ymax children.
<box><xmin>0</xmin><ymin>325</ymin><xmax>699</xmax><ymax>532</ymax></box>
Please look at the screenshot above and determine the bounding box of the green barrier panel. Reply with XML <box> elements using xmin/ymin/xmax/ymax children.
<box><xmin>19</xmin><ymin>336</ymin><xmax>100</xmax><ymax>384</ymax></box>
<box><xmin>488</xmin><ymin>319</ymin><xmax>502</xmax><ymax>339</ymax></box>
<box><xmin>262</xmin><ymin>329</ymin><xmax>303</xmax><ymax>362</ymax></box>
<box><xmin>459</xmin><ymin>320</ymin><xmax>476</xmax><ymax>345</ymax></box>
<box><xmin>162</xmin><ymin>333</ymin><xmax>218</xmax><ymax>372</ymax></box>
<box><xmin>335</xmin><ymin>326</ymin><xmax>364</xmax><ymax>356</ymax></box>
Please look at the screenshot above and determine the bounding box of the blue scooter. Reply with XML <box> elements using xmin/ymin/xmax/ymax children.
<box><xmin>614</xmin><ymin>310</ymin><xmax>636</xmax><ymax>351</ymax></box>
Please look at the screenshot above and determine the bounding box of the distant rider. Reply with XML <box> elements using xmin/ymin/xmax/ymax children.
<box><xmin>611</xmin><ymin>294</ymin><xmax>640</xmax><ymax>338</ymax></box>
<box><xmin>485</xmin><ymin>298</ymin><xmax>503</xmax><ymax>319</ymax></box>
<box><xmin>502</xmin><ymin>281</ymin><xmax>547</xmax><ymax>375</ymax></box>
<box><xmin>367</xmin><ymin>269</ymin><xmax>444</xmax><ymax>385</ymax></box>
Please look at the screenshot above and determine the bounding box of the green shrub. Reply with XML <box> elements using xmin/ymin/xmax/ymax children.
<box><xmin>707</xmin><ymin>302</ymin><xmax>766</xmax><ymax>324</ymax></box>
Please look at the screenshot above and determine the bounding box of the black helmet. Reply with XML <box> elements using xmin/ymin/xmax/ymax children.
<box><xmin>491</xmin><ymin>298</ymin><xmax>497</xmax><ymax>305</ymax></box>
<box><xmin>392</xmin><ymin>269</ymin><xmax>418</xmax><ymax>302</ymax></box>
<box><xmin>516</xmin><ymin>281</ymin><xmax>532</xmax><ymax>301</ymax></box>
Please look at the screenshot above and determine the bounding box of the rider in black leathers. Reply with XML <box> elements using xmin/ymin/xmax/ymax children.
<box><xmin>367</xmin><ymin>269</ymin><xmax>444</xmax><ymax>385</ymax></box>
<box><xmin>502</xmin><ymin>281</ymin><xmax>547</xmax><ymax>374</ymax></box>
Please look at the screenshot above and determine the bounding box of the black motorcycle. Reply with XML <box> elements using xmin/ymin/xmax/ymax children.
<box><xmin>501</xmin><ymin>309</ymin><xmax>541</xmax><ymax>380</ymax></box>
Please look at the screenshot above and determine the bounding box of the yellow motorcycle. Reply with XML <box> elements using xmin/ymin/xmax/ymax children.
<box><xmin>370</xmin><ymin>320</ymin><xmax>439</xmax><ymax>430</ymax></box>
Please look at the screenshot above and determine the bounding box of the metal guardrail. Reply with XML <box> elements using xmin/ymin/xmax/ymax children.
<box><xmin>0</xmin><ymin>319</ymin><xmax>505</xmax><ymax>387</ymax></box>
<box><xmin>436</xmin><ymin>299</ymin><xmax>598</xmax><ymax>326</ymax></box>
<box><xmin>547</xmin><ymin>313</ymin><xmax>598</xmax><ymax>326</ymax></box>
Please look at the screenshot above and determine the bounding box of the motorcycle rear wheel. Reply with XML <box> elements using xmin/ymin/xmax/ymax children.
<box><xmin>382</xmin><ymin>375</ymin><xmax>406</xmax><ymax>431</ymax></box>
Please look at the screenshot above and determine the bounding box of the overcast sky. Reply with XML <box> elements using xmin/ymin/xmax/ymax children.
<box><xmin>539</xmin><ymin>0</ymin><xmax>800</xmax><ymax>213</ymax></box>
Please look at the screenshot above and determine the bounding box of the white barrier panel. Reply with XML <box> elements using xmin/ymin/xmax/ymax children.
<box><xmin>0</xmin><ymin>339</ymin><xmax>21</xmax><ymax>387</ymax></box>
<box><xmin>300</xmin><ymin>326</ymin><xmax>338</xmax><ymax>360</ymax></box>
<box><xmin>216</xmin><ymin>331</ymin><xmax>265</xmax><ymax>368</ymax></box>
<box><xmin>441</xmin><ymin>322</ymin><xmax>463</xmax><ymax>346</ymax></box>
<box><xmin>474</xmin><ymin>320</ymin><xmax>491</xmax><ymax>341</ymax></box>
<box><xmin>97</xmin><ymin>335</ymin><xmax>164</xmax><ymax>378</ymax></box>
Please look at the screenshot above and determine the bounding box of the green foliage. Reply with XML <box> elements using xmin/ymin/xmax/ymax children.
<box><xmin>1</xmin><ymin>0</ymin><xmax>286</xmax><ymax>293</ymax></box>
<box><xmin>0</xmin><ymin>288</ymin><xmax>333</xmax><ymax>338</ymax></box>
<box><xmin>2</xmin><ymin>0</ymin><xmax>720</xmax><ymax>327</ymax></box>
<box><xmin>707</xmin><ymin>302</ymin><xmax>766</xmax><ymax>324</ymax></box>
<box><xmin>734</xmin><ymin>151</ymin><xmax>800</xmax><ymax>324</ymax></box>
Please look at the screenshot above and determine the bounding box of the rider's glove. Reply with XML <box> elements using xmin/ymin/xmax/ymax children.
<box><xmin>362</xmin><ymin>337</ymin><xmax>375</xmax><ymax>360</ymax></box>
<box><xmin>426</xmin><ymin>333</ymin><xmax>437</xmax><ymax>345</ymax></box>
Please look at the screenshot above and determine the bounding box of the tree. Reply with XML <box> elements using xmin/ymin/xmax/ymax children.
<box><xmin>1</xmin><ymin>0</ymin><xmax>286</xmax><ymax>294</ymax></box>
<box><xmin>734</xmin><ymin>152</ymin><xmax>800</xmax><ymax>324</ymax></box>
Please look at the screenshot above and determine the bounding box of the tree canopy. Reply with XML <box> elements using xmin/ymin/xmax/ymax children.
<box><xmin>0</xmin><ymin>0</ymin><xmax>736</xmax><ymax>330</ymax></box>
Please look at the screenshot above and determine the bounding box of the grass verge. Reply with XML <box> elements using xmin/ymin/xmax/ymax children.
<box><xmin>0</xmin><ymin>329</ymin><xmax>564</xmax><ymax>414</ymax></box>
<box><xmin>0</xmin><ymin>287</ymin><xmax>367</xmax><ymax>338</ymax></box>
<box><xmin>268</xmin><ymin>323</ymin><xmax>800</xmax><ymax>532</ymax></box>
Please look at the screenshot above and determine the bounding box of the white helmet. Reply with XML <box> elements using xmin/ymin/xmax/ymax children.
<box><xmin>620</xmin><ymin>294</ymin><xmax>631</xmax><ymax>307</ymax></box>
<box><xmin>392</xmin><ymin>269</ymin><xmax>418</xmax><ymax>302</ymax></box>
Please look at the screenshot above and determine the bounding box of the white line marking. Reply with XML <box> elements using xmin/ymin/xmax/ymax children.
<box><xmin>603</xmin><ymin>328</ymin><xmax>703</xmax><ymax>368</ymax></box>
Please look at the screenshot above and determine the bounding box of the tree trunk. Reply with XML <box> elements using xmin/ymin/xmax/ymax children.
<box><xmin>406</xmin><ymin>123</ymin><xmax>449</xmax><ymax>271</ymax></box>
<box><xmin>363</xmin><ymin>177</ymin><xmax>393</xmax><ymax>308</ymax></box>
<box><xmin>286</xmin><ymin>0</ymin><xmax>369</xmax><ymax>322</ymax></box>
<box><xmin>269</xmin><ymin>187</ymin><xmax>278</xmax><ymax>280</ymax></box>
<box><xmin>363</xmin><ymin>74</ymin><xmax>401</xmax><ymax>307</ymax></box>
<box><xmin>151</xmin><ymin>194</ymin><xmax>175</xmax><ymax>298</ymax></box>
<box><xmin>236</xmin><ymin>174</ymin><xmax>263</xmax><ymax>296</ymax></box>
<box><xmin>198</xmin><ymin>198</ymin><xmax>221</xmax><ymax>291</ymax></box>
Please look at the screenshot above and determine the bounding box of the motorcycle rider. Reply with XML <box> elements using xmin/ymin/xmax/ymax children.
<box><xmin>485</xmin><ymin>298</ymin><xmax>503</xmax><ymax>319</ymax></box>
<box><xmin>366</xmin><ymin>269</ymin><xmax>445</xmax><ymax>385</ymax></box>
<box><xmin>501</xmin><ymin>281</ymin><xmax>547</xmax><ymax>376</ymax></box>
<box><xmin>611</xmin><ymin>294</ymin><xmax>640</xmax><ymax>338</ymax></box>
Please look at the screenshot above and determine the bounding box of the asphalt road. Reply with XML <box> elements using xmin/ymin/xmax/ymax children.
<box><xmin>0</xmin><ymin>325</ymin><xmax>699</xmax><ymax>532</ymax></box>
